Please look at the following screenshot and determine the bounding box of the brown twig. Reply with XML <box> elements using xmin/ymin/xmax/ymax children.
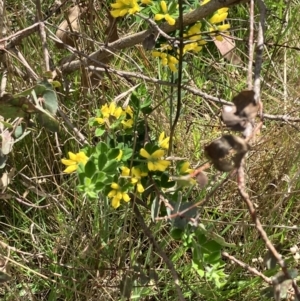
<box><xmin>253</xmin><ymin>0</ymin><xmax>266</xmax><ymax>105</ymax></box>
<box><xmin>36</xmin><ymin>0</ymin><xmax>50</xmax><ymax>72</ymax></box>
<box><xmin>247</xmin><ymin>0</ymin><xmax>254</xmax><ymax>90</ymax></box>
<box><xmin>222</xmin><ymin>251</ymin><xmax>272</xmax><ymax>284</ymax></box>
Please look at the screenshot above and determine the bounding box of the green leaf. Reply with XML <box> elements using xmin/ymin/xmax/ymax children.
<box><xmin>96</xmin><ymin>142</ymin><xmax>108</xmax><ymax>154</ymax></box>
<box><xmin>98</xmin><ymin>153</ymin><xmax>107</xmax><ymax>170</ymax></box>
<box><xmin>170</xmin><ymin>228</ymin><xmax>184</xmax><ymax>240</ymax></box>
<box><xmin>42</xmin><ymin>88</ymin><xmax>58</xmax><ymax>115</ymax></box>
<box><xmin>93</xmin><ymin>171</ymin><xmax>107</xmax><ymax>183</ymax></box>
<box><xmin>103</xmin><ymin>160</ymin><xmax>119</xmax><ymax>174</ymax></box>
<box><xmin>130</xmin><ymin>93</ymin><xmax>140</xmax><ymax>110</ymax></box>
<box><xmin>160</xmin><ymin>173</ymin><xmax>176</xmax><ymax>188</ymax></box>
<box><xmin>121</xmin><ymin>147</ymin><xmax>133</xmax><ymax>161</ymax></box>
<box><xmin>107</xmin><ymin>148</ymin><xmax>120</xmax><ymax>160</ymax></box>
<box><xmin>36</xmin><ymin>112</ymin><xmax>59</xmax><ymax>132</ymax></box>
<box><xmin>85</xmin><ymin>160</ymin><xmax>96</xmax><ymax>178</ymax></box>
<box><xmin>95</xmin><ymin>127</ymin><xmax>105</xmax><ymax>137</ymax></box>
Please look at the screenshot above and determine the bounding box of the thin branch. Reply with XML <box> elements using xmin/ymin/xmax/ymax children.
<box><xmin>247</xmin><ymin>0</ymin><xmax>254</xmax><ymax>90</ymax></box>
<box><xmin>169</xmin><ymin>0</ymin><xmax>184</xmax><ymax>154</ymax></box>
<box><xmin>36</xmin><ymin>0</ymin><xmax>50</xmax><ymax>72</ymax></box>
<box><xmin>253</xmin><ymin>0</ymin><xmax>266</xmax><ymax>104</ymax></box>
<box><xmin>222</xmin><ymin>252</ymin><xmax>272</xmax><ymax>284</ymax></box>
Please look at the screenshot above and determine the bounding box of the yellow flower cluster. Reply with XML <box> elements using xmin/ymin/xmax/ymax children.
<box><xmin>183</xmin><ymin>23</ymin><xmax>207</xmax><ymax>54</ymax></box>
<box><xmin>209</xmin><ymin>7</ymin><xmax>230</xmax><ymax>41</ymax></box>
<box><xmin>110</xmin><ymin>0</ymin><xmax>140</xmax><ymax>18</ymax></box>
<box><xmin>108</xmin><ymin>182</ymin><xmax>131</xmax><ymax>208</ymax></box>
<box><xmin>151</xmin><ymin>51</ymin><xmax>178</xmax><ymax>72</ymax></box>
<box><xmin>154</xmin><ymin>1</ymin><xmax>176</xmax><ymax>26</ymax></box>
<box><xmin>61</xmin><ymin>151</ymin><xmax>89</xmax><ymax>174</ymax></box>
<box><xmin>108</xmin><ymin>166</ymin><xmax>147</xmax><ymax>208</ymax></box>
<box><xmin>95</xmin><ymin>102</ymin><xmax>133</xmax><ymax>129</ymax></box>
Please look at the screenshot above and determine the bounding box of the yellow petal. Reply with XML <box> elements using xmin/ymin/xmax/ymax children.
<box><xmin>122</xmin><ymin>193</ymin><xmax>130</xmax><ymax>202</ymax></box>
<box><xmin>160</xmin><ymin>1</ymin><xmax>167</xmax><ymax>13</ymax></box>
<box><xmin>113</xmin><ymin>107</ymin><xmax>123</xmax><ymax>119</ymax></box>
<box><xmin>217</xmin><ymin>8</ymin><xmax>229</xmax><ymax>14</ymax></box>
<box><xmin>116</xmin><ymin>191</ymin><xmax>122</xmax><ymax>200</ymax></box>
<box><xmin>140</xmin><ymin>148</ymin><xmax>150</xmax><ymax>159</ymax></box>
<box><xmin>180</xmin><ymin>161</ymin><xmax>190</xmax><ymax>173</ymax></box>
<box><xmin>155</xmin><ymin>160</ymin><xmax>171</xmax><ymax>172</ymax></box>
<box><xmin>121</xmin><ymin>166</ymin><xmax>130</xmax><ymax>177</ymax></box>
<box><xmin>128</xmin><ymin>5</ymin><xmax>140</xmax><ymax>14</ymax></box>
<box><xmin>116</xmin><ymin>150</ymin><xmax>123</xmax><ymax>161</ymax></box>
<box><xmin>148</xmin><ymin>161</ymin><xmax>155</xmax><ymax>171</ymax></box>
<box><xmin>165</xmin><ymin>14</ymin><xmax>175</xmax><ymax>26</ymax></box>
<box><xmin>124</xmin><ymin>106</ymin><xmax>133</xmax><ymax>117</ymax></box>
<box><xmin>215</xmin><ymin>35</ymin><xmax>223</xmax><ymax>41</ymax></box>
<box><xmin>137</xmin><ymin>182</ymin><xmax>145</xmax><ymax>193</ymax></box>
<box><xmin>76</xmin><ymin>152</ymin><xmax>88</xmax><ymax>164</ymax></box>
<box><xmin>68</xmin><ymin>152</ymin><xmax>77</xmax><ymax>161</ymax></box>
<box><xmin>111</xmin><ymin>2</ymin><xmax>123</xmax><ymax>8</ymax></box>
<box><xmin>108</xmin><ymin>190</ymin><xmax>116</xmax><ymax>198</ymax></box>
<box><xmin>111</xmin><ymin>182</ymin><xmax>120</xmax><ymax>190</ymax></box>
<box><xmin>218</xmin><ymin>24</ymin><xmax>230</xmax><ymax>31</ymax></box>
<box><xmin>154</xmin><ymin>13</ymin><xmax>165</xmax><ymax>21</ymax></box>
<box><xmin>112</xmin><ymin>197</ymin><xmax>121</xmax><ymax>208</ymax></box>
<box><xmin>63</xmin><ymin>165</ymin><xmax>78</xmax><ymax>173</ymax></box>
<box><xmin>95</xmin><ymin>117</ymin><xmax>105</xmax><ymax>124</ymax></box>
<box><xmin>151</xmin><ymin>149</ymin><xmax>165</xmax><ymax>158</ymax></box>
<box><xmin>209</xmin><ymin>12</ymin><xmax>228</xmax><ymax>24</ymax></box>
<box><xmin>121</xmin><ymin>119</ymin><xmax>133</xmax><ymax>128</ymax></box>
<box><xmin>152</xmin><ymin>51</ymin><xmax>162</xmax><ymax>57</ymax></box>
<box><xmin>159</xmin><ymin>132</ymin><xmax>165</xmax><ymax>142</ymax></box>
<box><xmin>61</xmin><ymin>159</ymin><xmax>75</xmax><ymax>166</ymax></box>
<box><xmin>131</xmin><ymin>177</ymin><xmax>138</xmax><ymax>184</ymax></box>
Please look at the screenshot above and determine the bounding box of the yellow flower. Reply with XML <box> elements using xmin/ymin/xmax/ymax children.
<box><xmin>108</xmin><ymin>182</ymin><xmax>130</xmax><ymax>208</ymax></box>
<box><xmin>121</xmin><ymin>166</ymin><xmax>131</xmax><ymax>177</ymax></box>
<box><xmin>111</xmin><ymin>0</ymin><xmax>140</xmax><ymax>18</ymax></box>
<box><xmin>183</xmin><ymin>23</ymin><xmax>206</xmax><ymax>54</ymax></box>
<box><xmin>131</xmin><ymin>167</ymin><xmax>148</xmax><ymax>193</ymax></box>
<box><xmin>96</xmin><ymin>102</ymin><xmax>124</xmax><ymax>125</ymax></box>
<box><xmin>124</xmin><ymin>106</ymin><xmax>133</xmax><ymax>118</ymax></box>
<box><xmin>158</xmin><ymin>132</ymin><xmax>170</xmax><ymax>150</ymax></box>
<box><xmin>151</xmin><ymin>51</ymin><xmax>178</xmax><ymax>72</ymax></box>
<box><xmin>201</xmin><ymin>0</ymin><xmax>210</xmax><ymax>5</ymax></box>
<box><xmin>61</xmin><ymin>151</ymin><xmax>89</xmax><ymax>173</ymax></box>
<box><xmin>154</xmin><ymin>1</ymin><xmax>176</xmax><ymax>26</ymax></box>
<box><xmin>180</xmin><ymin>161</ymin><xmax>194</xmax><ymax>175</ymax></box>
<box><xmin>95</xmin><ymin>117</ymin><xmax>105</xmax><ymax>124</ymax></box>
<box><xmin>121</xmin><ymin>118</ymin><xmax>133</xmax><ymax>129</ymax></box>
<box><xmin>140</xmin><ymin>148</ymin><xmax>171</xmax><ymax>172</ymax></box>
<box><xmin>102</xmin><ymin>102</ymin><xmax>123</xmax><ymax>119</ymax></box>
<box><xmin>209</xmin><ymin>8</ymin><xmax>229</xmax><ymax>24</ymax></box>
<box><xmin>218</xmin><ymin>24</ymin><xmax>230</xmax><ymax>31</ymax></box>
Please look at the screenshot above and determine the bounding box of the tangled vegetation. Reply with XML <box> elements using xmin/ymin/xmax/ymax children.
<box><xmin>1</xmin><ymin>0</ymin><xmax>300</xmax><ymax>300</ymax></box>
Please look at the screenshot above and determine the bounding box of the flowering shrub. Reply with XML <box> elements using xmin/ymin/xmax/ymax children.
<box><xmin>60</xmin><ymin>1</ymin><xmax>234</xmax><ymax>288</ymax></box>
<box><xmin>61</xmin><ymin>93</ymin><xmax>195</xmax><ymax>209</ymax></box>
